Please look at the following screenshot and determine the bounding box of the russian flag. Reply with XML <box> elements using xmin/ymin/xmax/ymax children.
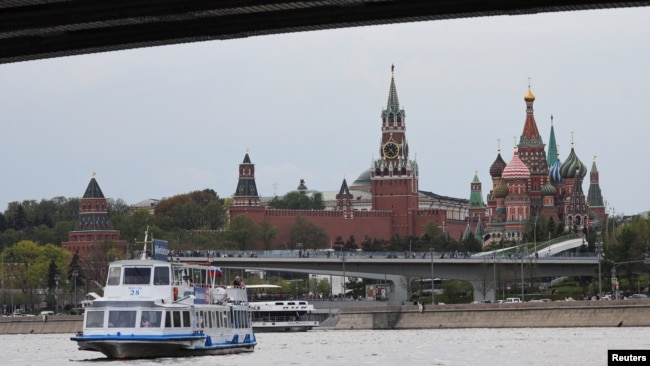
<box><xmin>208</xmin><ymin>268</ymin><xmax>223</xmax><ymax>277</ymax></box>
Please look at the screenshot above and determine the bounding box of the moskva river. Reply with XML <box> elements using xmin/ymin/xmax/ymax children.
<box><xmin>3</xmin><ymin>327</ymin><xmax>649</xmax><ymax>365</ymax></box>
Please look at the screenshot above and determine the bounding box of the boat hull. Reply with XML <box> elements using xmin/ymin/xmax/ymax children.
<box><xmin>72</xmin><ymin>334</ymin><xmax>256</xmax><ymax>359</ymax></box>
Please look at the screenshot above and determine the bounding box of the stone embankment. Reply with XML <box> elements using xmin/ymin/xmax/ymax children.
<box><xmin>0</xmin><ymin>315</ymin><xmax>83</xmax><ymax>335</ymax></box>
<box><xmin>2</xmin><ymin>300</ymin><xmax>649</xmax><ymax>334</ymax></box>
<box><xmin>333</xmin><ymin>300</ymin><xmax>650</xmax><ymax>329</ymax></box>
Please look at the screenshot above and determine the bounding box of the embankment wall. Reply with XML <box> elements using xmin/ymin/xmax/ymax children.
<box><xmin>334</xmin><ymin>300</ymin><xmax>650</xmax><ymax>329</ymax></box>
<box><xmin>2</xmin><ymin>301</ymin><xmax>649</xmax><ymax>334</ymax></box>
<box><xmin>0</xmin><ymin>315</ymin><xmax>83</xmax><ymax>334</ymax></box>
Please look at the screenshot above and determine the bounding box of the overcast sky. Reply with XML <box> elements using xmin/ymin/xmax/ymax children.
<box><xmin>1</xmin><ymin>7</ymin><xmax>648</xmax><ymax>217</ymax></box>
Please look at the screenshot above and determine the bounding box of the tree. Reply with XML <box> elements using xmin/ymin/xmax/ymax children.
<box><xmin>267</xmin><ymin>191</ymin><xmax>325</xmax><ymax>210</ymax></box>
<box><xmin>461</xmin><ymin>233</ymin><xmax>482</xmax><ymax>253</ymax></box>
<box><xmin>46</xmin><ymin>259</ymin><xmax>59</xmax><ymax>309</ymax></box>
<box><xmin>259</xmin><ymin>220</ymin><xmax>279</xmax><ymax>251</ymax></box>
<box><xmin>3</xmin><ymin>241</ymin><xmax>70</xmax><ymax>310</ymax></box>
<box><xmin>10</xmin><ymin>203</ymin><xmax>28</xmax><ymax>230</ymax></box>
<box><xmin>225</xmin><ymin>215</ymin><xmax>260</xmax><ymax>250</ymax></box>
<box><xmin>80</xmin><ymin>240</ymin><xmax>125</xmax><ymax>295</ymax></box>
<box><xmin>442</xmin><ymin>280</ymin><xmax>472</xmax><ymax>304</ymax></box>
<box><xmin>289</xmin><ymin>215</ymin><xmax>329</xmax><ymax>251</ymax></box>
<box><xmin>154</xmin><ymin>190</ymin><xmax>226</xmax><ymax>231</ymax></box>
<box><xmin>68</xmin><ymin>250</ymin><xmax>84</xmax><ymax>303</ymax></box>
<box><xmin>421</xmin><ymin>221</ymin><xmax>447</xmax><ymax>251</ymax></box>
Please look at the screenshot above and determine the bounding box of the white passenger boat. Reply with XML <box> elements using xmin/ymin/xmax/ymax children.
<box><xmin>70</xmin><ymin>230</ymin><xmax>256</xmax><ymax>359</ymax></box>
<box><xmin>247</xmin><ymin>284</ymin><xmax>319</xmax><ymax>332</ymax></box>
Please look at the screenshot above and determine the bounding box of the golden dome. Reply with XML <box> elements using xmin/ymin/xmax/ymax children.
<box><xmin>524</xmin><ymin>86</ymin><xmax>535</xmax><ymax>101</ymax></box>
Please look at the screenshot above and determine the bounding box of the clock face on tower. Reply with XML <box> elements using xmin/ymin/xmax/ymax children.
<box><xmin>382</xmin><ymin>142</ymin><xmax>399</xmax><ymax>158</ymax></box>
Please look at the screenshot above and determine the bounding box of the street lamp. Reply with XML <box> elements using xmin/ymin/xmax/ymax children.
<box><xmin>341</xmin><ymin>253</ymin><xmax>346</xmax><ymax>300</ymax></box>
<box><xmin>429</xmin><ymin>248</ymin><xmax>434</xmax><ymax>304</ymax></box>
<box><xmin>10</xmin><ymin>275</ymin><xmax>14</xmax><ymax>314</ymax></box>
<box><xmin>608</xmin><ymin>258</ymin><xmax>647</xmax><ymax>300</ymax></box>
<box><xmin>534</xmin><ymin>213</ymin><xmax>539</xmax><ymax>256</ymax></box>
<box><xmin>54</xmin><ymin>274</ymin><xmax>60</xmax><ymax>314</ymax></box>
<box><xmin>72</xmin><ymin>270</ymin><xmax>79</xmax><ymax>310</ymax></box>
<box><xmin>492</xmin><ymin>253</ymin><xmax>497</xmax><ymax>302</ymax></box>
<box><xmin>519</xmin><ymin>245</ymin><xmax>524</xmax><ymax>300</ymax></box>
<box><xmin>595</xmin><ymin>239</ymin><xmax>603</xmax><ymax>298</ymax></box>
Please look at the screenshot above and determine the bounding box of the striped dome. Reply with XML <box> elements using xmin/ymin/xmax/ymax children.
<box><xmin>541</xmin><ymin>180</ymin><xmax>557</xmax><ymax>196</ymax></box>
<box><xmin>502</xmin><ymin>149</ymin><xmax>531</xmax><ymax>180</ymax></box>
<box><xmin>549</xmin><ymin>158</ymin><xmax>563</xmax><ymax>183</ymax></box>
<box><xmin>560</xmin><ymin>147</ymin><xmax>587</xmax><ymax>179</ymax></box>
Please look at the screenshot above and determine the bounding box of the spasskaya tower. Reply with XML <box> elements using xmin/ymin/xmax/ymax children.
<box><xmin>371</xmin><ymin>65</ymin><xmax>419</xmax><ymax>237</ymax></box>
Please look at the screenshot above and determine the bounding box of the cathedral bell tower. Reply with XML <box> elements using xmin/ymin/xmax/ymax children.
<box><xmin>370</xmin><ymin>65</ymin><xmax>419</xmax><ymax>237</ymax></box>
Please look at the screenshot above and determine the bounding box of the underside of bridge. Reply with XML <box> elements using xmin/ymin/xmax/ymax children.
<box><xmin>2</xmin><ymin>1</ymin><xmax>649</xmax><ymax>64</ymax></box>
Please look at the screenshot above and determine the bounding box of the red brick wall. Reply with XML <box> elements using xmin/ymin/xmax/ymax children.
<box><xmin>230</xmin><ymin>206</ymin><xmax>460</xmax><ymax>250</ymax></box>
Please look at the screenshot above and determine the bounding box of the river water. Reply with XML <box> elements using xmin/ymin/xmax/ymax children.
<box><xmin>2</xmin><ymin>328</ymin><xmax>649</xmax><ymax>365</ymax></box>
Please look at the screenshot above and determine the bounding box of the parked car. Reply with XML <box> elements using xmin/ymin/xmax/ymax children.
<box><xmin>505</xmin><ymin>297</ymin><xmax>522</xmax><ymax>303</ymax></box>
<box><xmin>39</xmin><ymin>310</ymin><xmax>55</xmax><ymax>316</ymax></box>
<box><xmin>628</xmin><ymin>294</ymin><xmax>650</xmax><ymax>300</ymax></box>
<box><xmin>12</xmin><ymin>309</ymin><xmax>24</xmax><ymax>317</ymax></box>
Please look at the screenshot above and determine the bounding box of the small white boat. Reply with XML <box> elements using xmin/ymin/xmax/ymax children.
<box><xmin>70</xmin><ymin>229</ymin><xmax>256</xmax><ymax>359</ymax></box>
<box><xmin>247</xmin><ymin>285</ymin><xmax>319</xmax><ymax>332</ymax></box>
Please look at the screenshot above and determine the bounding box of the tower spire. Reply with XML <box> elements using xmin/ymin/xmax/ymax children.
<box><xmin>387</xmin><ymin>64</ymin><xmax>400</xmax><ymax>112</ymax></box>
<box><xmin>547</xmin><ymin>114</ymin><xmax>558</xmax><ymax>167</ymax></box>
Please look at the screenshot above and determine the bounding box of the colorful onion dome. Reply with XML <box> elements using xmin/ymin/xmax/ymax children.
<box><xmin>502</xmin><ymin>148</ymin><xmax>531</xmax><ymax>180</ymax></box>
<box><xmin>560</xmin><ymin>146</ymin><xmax>587</xmax><ymax>179</ymax></box>
<box><xmin>541</xmin><ymin>180</ymin><xmax>557</xmax><ymax>196</ymax></box>
<box><xmin>493</xmin><ymin>179</ymin><xmax>509</xmax><ymax>198</ymax></box>
<box><xmin>549</xmin><ymin>158</ymin><xmax>563</xmax><ymax>183</ymax></box>
<box><xmin>489</xmin><ymin>152</ymin><xmax>507</xmax><ymax>178</ymax></box>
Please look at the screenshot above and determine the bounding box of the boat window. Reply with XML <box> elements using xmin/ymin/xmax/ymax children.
<box><xmin>124</xmin><ymin>267</ymin><xmax>151</xmax><ymax>285</ymax></box>
<box><xmin>108</xmin><ymin>310</ymin><xmax>136</xmax><ymax>328</ymax></box>
<box><xmin>172</xmin><ymin>311</ymin><xmax>181</xmax><ymax>328</ymax></box>
<box><xmin>140</xmin><ymin>310</ymin><xmax>162</xmax><ymax>328</ymax></box>
<box><xmin>182</xmin><ymin>311</ymin><xmax>191</xmax><ymax>328</ymax></box>
<box><xmin>165</xmin><ymin>311</ymin><xmax>172</xmax><ymax>328</ymax></box>
<box><xmin>153</xmin><ymin>266</ymin><xmax>170</xmax><ymax>286</ymax></box>
<box><xmin>196</xmin><ymin>311</ymin><xmax>204</xmax><ymax>328</ymax></box>
<box><xmin>107</xmin><ymin>267</ymin><xmax>121</xmax><ymax>286</ymax></box>
<box><xmin>86</xmin><ymin>310</ymin><xmax>105</xmax><ymax>328</ymax></box>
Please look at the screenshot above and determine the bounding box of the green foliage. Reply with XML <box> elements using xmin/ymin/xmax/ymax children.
<box><xmin>225</xmin><ymin>215</ymin><xmax>260</xmax><ymax>251</ymax></box>
<box><xmin>3</xmin><ymin>240</ymin><xmax>71</xmax><ymax>294</ymax></box>
<box><xmin>154</xmin><ymin>190</ymin><xmax>226</xmax><ymax>231</ymax></box>
<box><xmin>259</xmin><ymin>220</ymin><xmax>279</xmax><ymax>251</ymax></box>
<box><xmin>441</xmin><ymin>280</ymin><xmax>473</xmax><ymax>304</ymax></box>
<box><xmin>289</xmin><ymin>215</ymin><xmax>329</xmax><ymax>251</ymax></box>
<box><xmin>267</xmin><ymin>191</ymin><xmax>325</xmax><ymax>210</ymax></box>
<box><xmin>420</xmin><ymin>221</ymin><xmax>447</xmax><ymax>251</ymax></box>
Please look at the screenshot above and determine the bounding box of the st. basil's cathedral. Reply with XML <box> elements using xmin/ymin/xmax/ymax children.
<box><xmin>470</xmin><ymin>86</ymin><xmax>607</xmax><ymax>246</ymax></box>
